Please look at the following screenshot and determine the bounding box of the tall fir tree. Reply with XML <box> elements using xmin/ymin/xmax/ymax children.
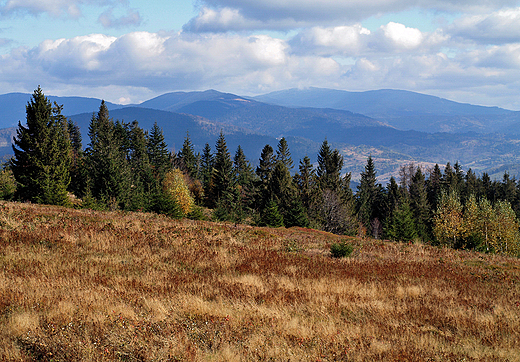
<box><xmin>147</xmin><ymin>122</ymin><xmax>171</xmax><ymax>183</ymax></box>
<box><xmin>294</xmin><ymin>156</ymin><xmax>316</xmax><ymax>211</ymax></box>
<box><xmin>276</xmin><ymin>137</ymin><xmax>294</xmax><ymax>170</ymax></box>
<box><xmin>67</xmin><ymin>119</ymin><xmax>88</xmax><ymax>198</ymax></box>
<box><xmin>200</xmin><ymin>143</ymin><xmax>214</xmax><ymax>202</ymax></box>
<box><xmin>409</xmin><ymin>167</ymin><xmax>431</xmax><ymax>241</ymax></box>
<box><xmin>356</xmin><ymin>156</ymin><xmax>382</xmax><ymax>234</ymax></box>
<box><xmin>85</xmin><ymin>100</ymin><xmax>131</xmax><ymax>209</ymax></box>
<box><xmin>11</xmin><ymin>87</ymin><xmax>72</xmax><ymax>205</ymax></box>
<box><xmin>233</xmin><ymin>145</ymin><xmax>256</xmax><ymax>211</ymax></box>
<box><xmin>316</xmin><ymin>139</ymin><xmax>343</xmax><ymax>192</ymax></box>
<box><xmin>210</xmin><ymin>132</ymin><xmax>235</xmax><ymax>214</ymax></box>
<box><xmin>178</xmin><ymin>132</ymin><xmax>198</xmax><ymax>180</ymax></box>
<box><xmin>256</xmin><ymin>144</ymin><xmax>275</xmax><ymax>210</ymax></box>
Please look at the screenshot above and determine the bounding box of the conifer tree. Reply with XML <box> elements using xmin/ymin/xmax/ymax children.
<box><xmin>233</xmin><ymin>145</ymin><xmax>256</xmax><ymax>210</ymax></box>
<box><xmin>256</xmin><ymin>144</ymin><xmax>275</xmax><ymax>209</ymax></box>
<box><xmin>147</xmin><ymin>122</ymin><xmax>171</xmax><ymax>182</ymax></box>
<box><xmin>294</xmin><ymin>156</ymin><xmax>316</xmax><ymax>211</ymax></box>
<box><xmin>85</xmin><ymin>101</ymin><xmax>131</xmax><ymax>209</ymax></box>
<box><xmin>427</xmin><ymin>164</ymin><xmax>443</xmax><ymax>212</ymax></box>
<box><xmin>276</xmin><ymin>137</ymin><xmax>293</xmax><ymax>170</ymax></box>
<box><xmin>210</xmin><ymin>132</ymin><xmax>235</xmax><ymax>215</ymax></box>
<box><xmin>356</xmin><ymin>156</ymin><xmax>382</xmax><ymax>233</ymax></box>
<box><xmin>67</xmin><ymin>119</ymin><xmax>88</xmax><ymax>198</ymax></box>
<box><xmin>385</xmin><ymin>199</ymin><xmax>417</xmax><ymax>242</ymax></box>
<box><xmin>409</xmin><ymin>167</ymin><xmax>430</xmax><ymax>241</ymax></box>
<box><xmin>178</xmin><ymin>132</ymin><xmax>197</xmax><ymax>179</ymax></box>
<box><xmin>261</xmin><ymin>199</ymin><xmax>284</xmax><ymax>228</ymax></box>
<box><xmin>128</xmin><ymin>121</ymin><xmax>154</xmax><ymax>210</ymax></box>
<box><xmin>11</xmin><ymin>87</ymin><xmax>72</xmax><ymax>205</ymax></box>
<box><xmin>200</xmin><ymin>143</ymin><xmax>214</xmax><ymax>202</ymax></box>
<box><xmin>316</xmin><ymin>139</ymin><xmax>343</xmax><ymax>192</ymax></box>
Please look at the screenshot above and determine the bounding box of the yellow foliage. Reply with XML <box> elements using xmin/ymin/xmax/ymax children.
<box><xmin>163</xmin><ymin>169</ymin><xmax>194</xmax><ymax>216</ymax></box>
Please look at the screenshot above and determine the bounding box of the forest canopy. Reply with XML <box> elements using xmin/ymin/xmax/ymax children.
<box><xmin>4</xmin><ymin>87</ymin><xmax>520</xmax><ymax>256</ymax></box>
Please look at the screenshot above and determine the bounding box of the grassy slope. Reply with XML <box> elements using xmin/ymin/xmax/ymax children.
<box><xmin>0</xmin><ymin>202</ymin><xmax>519</xmax><ymax>361</ymax></box>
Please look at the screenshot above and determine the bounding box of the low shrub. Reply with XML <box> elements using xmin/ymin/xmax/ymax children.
<box><xmin>330</xmin><ymin>241</ymin><xmax>353</xmax><ymax>258</ymax></box>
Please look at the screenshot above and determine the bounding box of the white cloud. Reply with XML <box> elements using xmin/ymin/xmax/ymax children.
<box><xmin>1</xmin><ymin>27</ymin><xmax>520</xmax><ymax>109</ymax></box>
<box><xmin>98</xmin><ymin>7</ymin><xmax>142</xmax><ymax>29</ymax></box>
<box><xmin>381</xmin><ymin>22</ymin><xmax>423</xmax><ymax>49</ymax></box>
<box><xmin>290</xmin><ymin>25</ymin><xmax>371</xmax><ymax>56</ymax></box>
<box><xmin>449</xmin><ymin>8</ymin><xmax>520</xmax><ymax>44</ymax></box>
<box><xmin>188</xmin><ymin>0</ymin><xmax>519</xmax><ymax>31</ymax></box>
<box><xmin>0</xmin><ymin>0</ymin><xmax>112</xmax><ymax>18</ymax></box>
<box><xmin>290</xmin><ymin>23</ymin><xmax>446</xmax><ymax>57</ymax></box>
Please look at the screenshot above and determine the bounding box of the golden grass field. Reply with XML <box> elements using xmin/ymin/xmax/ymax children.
<box><xmin>1</xmin><ymin>201</ymin><xmax>519</xmax><ymax>361</ymax></box>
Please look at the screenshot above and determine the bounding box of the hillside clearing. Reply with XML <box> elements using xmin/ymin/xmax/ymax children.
<box><xmin>0</xmin><ymin>201</ymin><xmax>519</xmax><ymax>361</ymax></box>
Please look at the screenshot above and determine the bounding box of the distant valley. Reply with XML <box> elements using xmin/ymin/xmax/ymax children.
<box><xmin>2</xmin><ymin>88</ymin><xmax>520</xmax><ymax>182</ymax></box>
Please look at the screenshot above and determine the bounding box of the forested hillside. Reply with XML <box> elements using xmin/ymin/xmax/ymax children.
<box><xmin>3</xmin><ymin>87</ymin><xmax>520</xmax><ymax>257</ymax></box>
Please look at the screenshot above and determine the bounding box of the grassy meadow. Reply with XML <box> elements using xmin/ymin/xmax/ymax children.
<box><xmin>0</xmin><ymin>201</ymin><xmax>519</xmax><ymax>361</ymax></box>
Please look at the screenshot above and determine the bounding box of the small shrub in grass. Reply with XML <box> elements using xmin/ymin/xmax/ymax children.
<box><xmin>330</xmin><ymin>241</ymin><xmax>353</xmax><ymax>258</ymax></box>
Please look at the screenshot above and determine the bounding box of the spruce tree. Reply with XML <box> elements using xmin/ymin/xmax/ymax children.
<box><xmin>276</xmin><ymin>137</ymin><xmax>293</xmax><ymax>170</ymax></box>
<box><xmin>11</xmin><ymin>87</ymin><xmax>72</xmax><ymax>205</ymax></box>
<box><xmin>385</xmin><ymin>199</ymin><xmax>417</xmax><ymax>242</ymax></box>
<box><xmin>147</xmin><ymin>122</ymin><xmax>171</xmax><ymax>182</ymax></box>
<box><xmin>356</xmin><ymin>156</ymin><xmax>382</xmax><ymax>233</ymax></box>
<box><xmin>256</xmin><ymin>144</ymin><xmax>275</xmax><ymax>209</ymax></box>
<box><xmin>178</xmin><ymin>132</ymin><xmax>197</xmax><ymax>180</ymax></box>
<box><xmin>294</xmin><ymin>156</ymin><xmax>316</xmax><ymax>211</ymax></box>
<box><xmin>128</xmin><ymin>121</ymin><xmax>154</xmax><ymax>210</ymax></box>
<box><xmin>210</xmin><ymin>132</ymin><xmax>235</xmax><ymax>214</ymax></box>
<box><xmin>233</xmin><ymin>145</ymin><xmax>256</xmax><ymax>210</ymax></box>
<box><xmin>200</xmin><ymin>143</ymin><xmax>214</xmax><ymax>202</ymax></box>
<box><xmin>409</xmin><ymin>167</ymin><xmax>431</xmax><ymax>241</ymax></box>
<box><xmin>316</xmin><ymin>139</ymin><xmax>343</xmax><ymax>192</ymax></box>
<box><xmin>85</xmin><ymin>100</ymin><xmax>131</xmax><ymax>209</ymax></box>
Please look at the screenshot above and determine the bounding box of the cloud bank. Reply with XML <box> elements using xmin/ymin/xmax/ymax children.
<box><xmin>1</xmin><ymin>0</ymin><xmax>520</xmax><ymax>109</ymax></box>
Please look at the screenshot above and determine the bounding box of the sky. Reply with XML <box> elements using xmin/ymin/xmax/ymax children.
<box><xmin>1</xmin><ymin>1</ymin><xmax>520</xmax><ymax>109</ymax></box>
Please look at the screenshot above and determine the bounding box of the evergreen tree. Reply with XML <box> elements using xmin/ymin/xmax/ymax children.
<box><xmin>178</xmin><ymin>132</ymin><xmax>197</xmax><ymax>179</ymax></box>
<box><xmin>147</xmin><ymin>122</ymin><xmax>171</xmax><ymax>182</ymax></box>
<box><xmin>85</xmin><ymin>101</ymin><xmax>131</xmax><ymax>209</ymax></box>
<box><xmin>276</xmin><ymin>137</ymin><xmax>293</xmax><ymax>170</ymax></box>
<box><xmin>260</xmin><ymin>199</ymin><xmax>284</xmax><ymax>228</ymax></box>
<box><xmin>316</xmin><ymin>139</ymin><xmax>343</xmax><ymax>192</ymax></box>
<box><xmin>356</xmin><ymin>156</ymin><xmax>382</xmax><ymax>234</ymax></box>
<box><xmin>256</xmin><ymin>144</ymin><xmax>275</xmax><ymax>209</ymax></box>
<box><xmin>11</xmin><ymin>87</ymin><xmax>72</xmax><ymax>205</ymax></box>
<box><xmin>270</xmin><ymin>160</ymin><xmax>298</xmax><ymax>222</ymax></box>
<box><xmin>128</xmin><ymin>121</ymin><xmax>154</xmax><ymax>210</ymax></box>
<box><xmin>500</xmin><ymin>172</ymin><xmax>517</xmax><ymax>205</ymax></box>
<box><xmin>385</xmin><ymin>199</ymin><xmax>417</xmax><ymax>242</ymax></box>
<box><xmin>233</xmin><ymin>145</ymin><xmax>256</xmax><ymax>211</ymax></box>
<box><xmin>409</xmin><ymin>167</ymin><xmax>431</xmax><ymax>241</ymax></box>
<box><xmin>200</xmin><ymin>143</ymin><xmax>214</xmax><ymax>201</ymax></box>
<box><xmin>294</xmin><ymin>156</ymin><xmax>316</xmax><ymax>210</ymax></box>
<box><xmin>210</xmin><ymin>132</ymin><xmax>235</xmax><ymax>213</ymax></box>
<box><xmin>463</xmin><ymin>168</ymin><xmax>479</xmax><ymax>203</ymax></box>
<box><xmin>427</xmin><ymin>164</ymin><xmax>443</xmax><ymax>212</ymax></box>
<box><xmin>67</xmin><ymin>119</ymin><xmax>88</xmax><ymax>198</ymax></box>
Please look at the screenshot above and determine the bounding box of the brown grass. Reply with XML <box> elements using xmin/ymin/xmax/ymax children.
<box><xmin>1</xmin><ymin>201</ymin><xmax>519</xmax><ymax>361</ymax></box>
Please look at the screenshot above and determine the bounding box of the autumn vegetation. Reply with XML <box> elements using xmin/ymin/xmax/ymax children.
<box><xmin>1</xmin><ymin>201</ymin><xmax>520</xmax><ymax>361</ymax></box>
<box><xmin>2</xmin><ymin>87</ymin><xmax>520</xmax><ymax>360</ymax></box>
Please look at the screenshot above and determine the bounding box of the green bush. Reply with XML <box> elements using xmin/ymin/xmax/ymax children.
<box><xmin>330</xmin><ymin>241</ymin><xmax>354</xmax><ymax>258</ymax></box>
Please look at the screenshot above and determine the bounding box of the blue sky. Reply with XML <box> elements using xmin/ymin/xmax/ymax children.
<box><xmin>1</xmin><ymin>0</ymin><xmax>520</xmax><ymax>109</ymax></box>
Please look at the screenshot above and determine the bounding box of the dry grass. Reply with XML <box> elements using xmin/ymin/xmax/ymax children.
<box><xmin>0</xmin><ymin>201</ymin><xmax>519</xmax><ymax>361</ymax></box>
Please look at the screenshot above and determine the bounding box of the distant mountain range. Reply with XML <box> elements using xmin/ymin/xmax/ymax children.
<box><xmin>2</xmin><ymin>88</ymin><xmax>520</xmax><ymax>182</ymax></box>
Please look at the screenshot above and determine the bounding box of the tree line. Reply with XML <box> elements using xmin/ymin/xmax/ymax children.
<box><xmin>3</xmin><ymin>87</ymin><xmax>520</xmax><ymax>256</ymax></box>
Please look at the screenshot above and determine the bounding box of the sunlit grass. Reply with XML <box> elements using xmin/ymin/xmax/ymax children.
<box><xmin>0</xmin><ymin>201</ymin><xmax>519</xmax><ymax>361</ymax></box>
